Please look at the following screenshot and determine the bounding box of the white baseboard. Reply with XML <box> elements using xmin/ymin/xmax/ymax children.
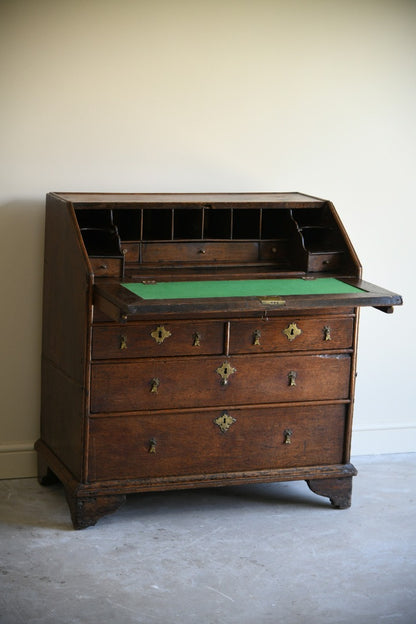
<box><xmin>0</xmin><ymin>428</ymin><xmax>415</xmax><ymax>479</ymax></box>
<box><xmin>351</xmin><ymin>424</ymin><xmax>416</xmax><ymax>456</ymax></box>
<box><xmin>0</xmin><ymin>443</ymin><xmax>37</xmax><ymax>479</ymax></box>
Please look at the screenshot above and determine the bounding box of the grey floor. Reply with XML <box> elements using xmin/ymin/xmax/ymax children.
<box><xmin>0</xmin><ymin>454</ymin><xmax>415</xmax><ymax>624</ymax></box>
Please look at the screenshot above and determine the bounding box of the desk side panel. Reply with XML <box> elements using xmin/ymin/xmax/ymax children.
<box><xmin>40</xmin><ymin>194</ymin><xmax>92</xmax><ymax>481</ymax></box>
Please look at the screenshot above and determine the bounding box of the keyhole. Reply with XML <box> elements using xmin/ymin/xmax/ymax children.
<box><xmin>158</xmin><ymin>330</ymin><xmax>162</xmax><ymax>339</ymax></box>
<box><xmin>224</xmin><ymin>367</ymin><xmax>228</xmax><ymax>375</ymax></box>
<box><xmin>290</xmin><ymin>328</ymin><xmax>294</xmax><ymax>336</ymax></box>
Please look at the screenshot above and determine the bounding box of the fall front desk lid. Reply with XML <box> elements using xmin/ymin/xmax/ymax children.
<box><xmin>93</xmin><ymin>277</ymin><xmax>402</xmax><ymax>320</ymax></box>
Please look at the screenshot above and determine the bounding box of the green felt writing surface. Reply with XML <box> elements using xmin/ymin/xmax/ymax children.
<box><xmin>122</xmin><ymin>278</ymin><xmax>363</xmax><ymax>300</ymax></box>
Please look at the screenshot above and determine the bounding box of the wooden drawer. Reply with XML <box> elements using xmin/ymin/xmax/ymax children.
<box><xmin>230</xmin><ymin>316</ymin><xmax>354</xmax><ymax>354</ymax></box>
<box><xmin>141</xmin><ymin>241</ymin><xmax>259</xmax><ymax>264</ymax></box>
<box><xmin>306</xmin><ymin>251</ymin><xmax>344</xmax><ymax>272</ymax></box>
<box><xmin>120</xmin><ymin>242</ymin><xmax>140</xmax><ymax>263</ymax></box>
<box><xmin>90</xmin><ymin>257</ymin><xmax>123</xmax><ymax>277</ymax></box>
<box><xmin>87</xmin><ymin>404</ymin><xmax>346</xmax><ymax>481</ymax></box>
<box><xmin>90</xmin><ymin>353</ymin><xmax>351</xmax><ymax>413</ymax></box>
<box><xmin>92</xmin><ymin>320</ymin><xmax>225</xmax><ymax>359</ymax></box>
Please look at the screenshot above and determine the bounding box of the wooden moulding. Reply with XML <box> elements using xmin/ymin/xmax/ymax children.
<box><xmin>36</xmin><ymin>439</ymin><xmax>357</xmax><ymax>529</ymax></box>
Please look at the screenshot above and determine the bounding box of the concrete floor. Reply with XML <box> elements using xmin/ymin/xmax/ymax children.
<box><xmin>0</xmin><ymin>454</ymin><xmax>415</xmax><ymax>624</ymax></box>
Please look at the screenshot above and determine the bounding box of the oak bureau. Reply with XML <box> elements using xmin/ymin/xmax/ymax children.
<box><xmin>36</xmin><ymin>192</ymin><xmax>402</xmax><ymax>529</ymax></box>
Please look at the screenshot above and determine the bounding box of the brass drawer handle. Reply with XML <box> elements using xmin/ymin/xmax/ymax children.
<box><xmin>148</xmin><ymin>438</ymin><xmax>157</xmax><ymax>454</ymax></box>
<box><xmin>253</xmin><ymin>329</ymin><xmax>261</xmax><ymax>346</ymax></box>
<box><xmin>323</xmin><ymin>326</ymin><xmax>331</xmax><ymax>341</ymax></box>
<box><xmin>288</xmin><ymin>371</ymin><xmax>297</xmax><ymax>387</ymax></box>
<box><xmin>150</xmin><ymin>378</ymin><xmax>160</xmax><ymax>393</ymax></box>
<box><xmin>284</xmin><ymin>429</ymin><xmax>293</xmax><ymax>444</ymax></box>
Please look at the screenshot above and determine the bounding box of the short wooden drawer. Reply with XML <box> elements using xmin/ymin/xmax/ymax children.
<box><xmin>230</xmin><ymin>316</ymin><xmax>354</xmax><ymax>354</ymax></box>
<box><xmin>90</xmin><ymin>257</ymin><xmax>123</xmax><ymax>277</ymax></box>
<box><xmin>92</xmin><ymin>320</ymin><xmax>225</xmax><ymax>359</ymax></box>
<box><xmin>306</xmin><ymin>251</ymin><xmax>344</xmax><ymax>272</ymax></box>
<box><xmin>87</xmin><ymin>404</ymin><xmax>347</xmax><ymax>481</ymax></box>
<box><xmin>90</xmin><ymin>353</ymin><xmax>351</xmax><ymax>413</ymax></box>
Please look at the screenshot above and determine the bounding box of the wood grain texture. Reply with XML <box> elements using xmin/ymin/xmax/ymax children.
<box><xmin>36</xmin><ymin>192</ymin><xmax>400</xmax><ymax>528</ymax></box>
<box><xmin>90</xmin><ymin>353</ymin><xmax>351</xmax><ymax>413</ymax></box>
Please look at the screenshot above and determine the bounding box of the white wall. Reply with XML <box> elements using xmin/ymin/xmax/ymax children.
<box><xmin>1</xmin><ymin>0</ymin><xmax>415</xmax><ymax>478</ymax></box>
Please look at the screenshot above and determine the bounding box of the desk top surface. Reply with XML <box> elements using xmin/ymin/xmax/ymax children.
<box><xmin>51</xmin><ymin>191</ymin><xmax>325</xmax><ymax>206</ymax></box>
<box><xmin>122</xmin><ymin>278</ymin><xmax>363</xmax><ymax>300</ymax></box>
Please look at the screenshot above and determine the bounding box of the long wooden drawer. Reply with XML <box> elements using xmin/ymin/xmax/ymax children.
<box><xmin>92</xmin><ymin>320</ymin><xmax>225</xmax><ymax>359</ymax></box>
<box><xmin>87</xmin><ymin>404</ymin><xmax>347</xmax><ymax>481</ymax></box>
<box><xmin>141</xmin><ymin>241</ymin><xmax>259</xmax><ymax>264</ymax></box>
<box><xmin>230</xmin><ymin>316</ymin><xmax>354</xmax><ymax>354</ymax></box>
<box><xmin>90</xmin><ymin>353</ymin><xmax>351</xmax><ymax>413</ymax></box>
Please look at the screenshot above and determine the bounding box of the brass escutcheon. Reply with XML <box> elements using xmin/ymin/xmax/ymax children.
<box><xmin>323</xmin><ymin>326</ymin><xmax>331</xmax><ymax>341</ymax></box>
<box><xmin>150</xmin><ymin>378</ymin><xmax>160</xmax><ymax>393</ymax></box>
<box><xmin>283</xmin><ymin>322</ymin><xmax>302</xmax><ymax>341</ymax></box>
<box><xmin>148</xmin><ymin>438</ymin><xmax>157</xmax><ymax>453</ymax></box>
<box><xmin>151</xmin><ymin>325</ymin><xmax>172</xmax><ymax>344</ymax></box>
<box><xmin>119</xmin><ymin>335</ymin><xmax>127</xmax><ymax>350</ymax></box>
<box><xmin>193</xmin><ymin>331</ymin><xmax>201</xmax><ymax>347</ymax></box>
<box><xmin>214</xmin><ymin>411</ymin><xmax>236</xmax><ymax>433</ymax></box>
<box><xmin>216</xmin><ymin>361</ymin><xmax>236</xmax><ymax>385</ymax></box>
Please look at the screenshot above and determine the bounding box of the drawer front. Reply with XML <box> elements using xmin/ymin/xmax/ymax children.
<box><xmin>120</xmin><ymin>242</ymin><xmax>140</xmax><ymax>263</ymax></box>
<box><xmin>92</xmin><ymin>321</ymin><xmax>225</xmax><ymax>359</ymax></box>
<box><xmin>230</xmin><ymin>316</ymin><xmax>354</xmax><ymax>354</ymax></box>
<box><xmin>90</xmin><ymin>353</ymin><xmax>351</xmax><ymax>413</ymax></box>
<box><xmin>307</xmin><ymin>252</ymin><xmax>343</xmax><ymax>272</ymax></box>
<box><xmin>141</xmin><ymin>241</ymin><xmax>259</xmax><ymax>264</ymax></box>
<box><xmin>87</xmin><ymin>404</ymin><xmax>346</xmax><ymax>481</ymax></box>
<box><xmin>90</xmin><ymin>257</ymin><xmax>123</xmax><ymax>277</ymax></box>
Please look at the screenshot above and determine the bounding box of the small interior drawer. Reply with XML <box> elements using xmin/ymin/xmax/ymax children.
<box><xmin>306</xmin><ymin>252</ymin><xmax>343</xmax><ymax>272</ymax></box>
<box><xmin>90</xmin><ymin>257</ymin><xmax>123</xmax><ymax>277</ymax></box>
<box><xmin>87</xmin><ymin>404</ymin><xmax>347</xmax><ymax>481</ymax></box>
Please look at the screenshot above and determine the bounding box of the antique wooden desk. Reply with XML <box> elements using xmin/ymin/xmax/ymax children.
<box><xmin>36</xmin><ymin>192</ymin><xmax>402</xmax><ymax>529</ymax></box>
